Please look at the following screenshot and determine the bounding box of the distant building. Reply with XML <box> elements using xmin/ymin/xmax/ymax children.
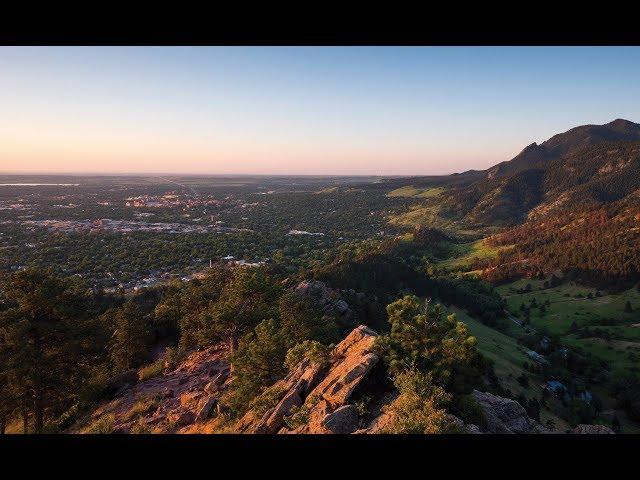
<box><xmin>527</xmin><ymin>350</ymin><xmax>548</xmax><ymax>364</ymax></box>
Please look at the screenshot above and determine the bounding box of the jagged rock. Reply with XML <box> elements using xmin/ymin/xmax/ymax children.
<box><xmin>472</xmin><ymin>390</ymin><xmax>547</xmax><ymax>434</ymax></box>
<box><xmin>295</xmin><ymin>280</ymin><xmax>331</xmax><ymax>300</ymax></box>
<box><xmin>235</xmin><ymin>410</ymin><xmax>257</xmax><ymax>432</ymax></box>
<box><xmin>167</xmin><ymin>410</ymin><xmax>195</xmax><ymax>428</ymax></box>
<box><xmin>305</xmin><ymin>399</ymin><xmax>333</xmax><ymax>433</ymax></box>
<box><xmin>296</xmin><ymin>325</ymin><xmax>379</xmax><ymax>433</ymax></box>
<box><xmin>237</xmin><ymin>324</ymin><xmax>380</xmax><ymax>435</ymax></box>
<box><xmin>212</xmin><ymin>370</ymin><xmax>230</xmax><ymax>387</ymax></box>
<box><xmin>195</xmin><ymin>396</ymin><xmax>218</xmax><ymax>423</ymax></box>
<box><xmin>307</xmin><ymin>325</ymin><xmax>378</xmax><ymax>409</ymax></box>
<box><xmin>320</xmin><ymin>405</ymin><xmax>359</xmax><ymax>434</ymax></box>
<box><xmin>239</xmin><ymin>358</ymin><xmax>326</xmax><ymax>434</ymax></box>
<box><xmin>570</xmin><ymin>424</ymin><xmax>615</xmax><ymax>434</ymax></box>
<box><xmin>179</xmin><ymin>391</ymin><xmax>201</xmax><ymax>408</ymax></box>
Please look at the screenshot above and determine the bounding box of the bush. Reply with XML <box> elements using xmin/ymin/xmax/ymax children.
<box><xmin>223</xmin><ymin>319</ymin><xmax>289</xmax><ymax>415</ymax></box>
<box><xmin>85</xmin><ymin>414</ymin><xmax>116</xmax><ymax>434</ymax></box>
<box><xmin>164</xmin><ymin>346</ymin><xmax>188</xmax><ymax>371</ymax></box>
<box><xmin>283</xmin><ymin>396</ymin><xmax>318</xmax><ymax>430</ymax></box>
<box><xmin>138</xmin><ymin>358</ymin><xmax>165</xmax><ymax>382</ymax></box>
<box><xmin>381</xmin><ymin>369</ymin><xmax>457</xmax><ymax>434</ymax></box>
<box><xmin>130</xmin><ymin>418</ymin><xmax>153</xmax><ymax>434</ymax></box>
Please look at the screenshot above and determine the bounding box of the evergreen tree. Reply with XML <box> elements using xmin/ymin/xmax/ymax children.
<box><xmin>278</xmin><ymin>291</ymin><xmax>339</xmax><ymax>345</ymax></box>
<box><xmin>0</xmin><ymin>268</ymin><xmax>92</xmax><ymax>433</ymax></box>
<box><xmin>223</xmin><ymin>318</ymin><xmax>289</xmax><ymax>414</ymax></box>
<box><xmin>375</xmin><ymin>295</ymin><xmax>485</xmax><ymax>395</ymax></box>
<box><xmin>199</xmin><ymin>267</ymin><xmax>280</xmax><ymax>352</ymax></box>
<box><xmin>109</xmin><ymin>300</ymin><xmax>150</xmax><ymax>372</ymax></box>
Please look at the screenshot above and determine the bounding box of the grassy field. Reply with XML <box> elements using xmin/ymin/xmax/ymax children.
<box><xmin>497</xmin><ymin>277</ymin><xmax>640</xmax><ymax>378</ymax></box>
<box><xmin>446</xmin><ymin>306</ymin><xmax>569</xmax><ymax>430</ymax></box>
<box><xmin>387</xmin><ymin>185</ymin><xmax>445</xmax><ymax>198</ymax></box>
<box><xmin>498</xmin><ymin>279</ymin><xmax>640</xmax><ymax>335</ymax></box>
<box><xmin>438</xmin><ymin>239</ymin><xmax>513</xmax><ymax>271</ymax></box>
<box><xmin>387</xmin><ymin>204</ymin><xmax>491</xmax><ymax>238</ymax></box>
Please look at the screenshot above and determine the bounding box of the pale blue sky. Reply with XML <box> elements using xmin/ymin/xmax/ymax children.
<box><xmin>1</xmin><ymin>47</ymin><xmax>639</xmax><ymax>175</ymax></box>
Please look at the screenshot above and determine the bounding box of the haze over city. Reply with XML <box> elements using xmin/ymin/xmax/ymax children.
<box><xmin>2</xmin><ymin>46</ymin><xmax>640</xmax><ymax>176</ymax></box>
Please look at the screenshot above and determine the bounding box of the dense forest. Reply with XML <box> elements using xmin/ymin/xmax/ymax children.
<box><xmin>481</xmin><ymin>199</ymin><xmax>640</xmax><ymax>287</ymax></box>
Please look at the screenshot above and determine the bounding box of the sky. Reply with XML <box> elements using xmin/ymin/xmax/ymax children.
<box><xmin>1</xmin><ymin>46</ymin><xmax>640</xmax><ymax>176</ymax></box>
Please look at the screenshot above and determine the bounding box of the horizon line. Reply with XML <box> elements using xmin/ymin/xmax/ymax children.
<box><xmin>0</xmin><ymin>171</ymin><xmax>475</xmax><ymax>178</ymax></box>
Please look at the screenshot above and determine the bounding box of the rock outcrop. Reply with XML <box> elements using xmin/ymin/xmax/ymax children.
<box><xmin>295</xmin><ymin>280</ymin><xmax>354</xmax><ymax>320</ymax></box>
<box><xmin>471</xmin><ymin>390</ymin><xmax>550</xmax><ymax>434</ymax></box>
<box><xmin>238</xmin><ymin>324</ymin><xmax>380</xmax><ymax>434</ymax></box>
<box><xmin>237</xmin><ymin>357</ymin><xmax>327</xmax><ymax>434</ymax></box>
<box><xmin>77</xmin><ymin>345</ymin><xmax>230</xmax><ymax>433</ymax></box>
<box><xmin>78</xmin><ymin>322</ymin><xmax>612</xmax><ymax>435</ymax></box>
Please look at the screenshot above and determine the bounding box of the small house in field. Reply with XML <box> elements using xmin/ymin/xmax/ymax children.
<box><xmin>546</xmin><ymin>380</ymin><xmax>566</xmax><ymax>394</ymax></box>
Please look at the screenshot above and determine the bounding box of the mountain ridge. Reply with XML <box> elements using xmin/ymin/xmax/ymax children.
<box><xmin>423</xmin><ymin>119</ymin><xmax>640</xmax><ymax>226</ymax></box>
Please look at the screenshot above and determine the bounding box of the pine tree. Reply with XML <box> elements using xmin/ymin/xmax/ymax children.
<box><xmin>223</xmin><ymin>318</ymin><xmax>289</xmax><ymax>414</ymax></box>
<box><xmin>374</xmin><ymin>295</ymin><xmax>485</xmax><ymax>395</ymax></box>
<box><xmin>109</xmin><ymin>300</ymin><xmax>150</xmax><ymax>372</ymax></box>
<box><xmin>0</xmin><ymin>268</ymin><xmax>92</xmax><ymax>433</ymax></box>
<box><xmin>199</xmin><ymin>268</ymin><xmax>280</xmax><ymax>352</ymax></box>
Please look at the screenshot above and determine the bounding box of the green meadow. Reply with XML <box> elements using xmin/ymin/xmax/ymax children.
<box><xmin>439</xmin><ymin>239</ymin><xmax>513</xmax><ymax>271</ymax></box>
<box><xmin>387</xmin><ymin>185</ymin><xmax>445</xmax><ymax>198</ymax></box>
<box><xmin>497</xmin><ymin>278</ymin><xmax>640</xmax><ymax>378</ymax></box>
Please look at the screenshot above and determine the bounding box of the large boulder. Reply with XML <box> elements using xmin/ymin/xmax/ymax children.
<box><xmin>195</xmin><ymin>396</ymin><xmax>218</xmax><ymax>423</ymax></box>
<box><xmin>472</xmin><ymin>390</ymin><xmax>548</xmax><ymax>434</ymax></box>
<box><xmin>320</xmin><ymin>405</ymin><xmax>359</xmax><ymax>434</ymax></box>
<box><xmin>306</xmin><ymin>325</ymin><xmax>378</xmax><ymax>408</ymax></box>
<box><xmin>260</xmin><ymin>361</ymin><xmax>326</xmax><ymax>434</ymax></box>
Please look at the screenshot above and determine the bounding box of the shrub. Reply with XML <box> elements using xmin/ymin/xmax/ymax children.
<box><xmin>283</xmin><ymin>401</ymin><xmax>314</xmax><ymax>430</ymax></box>
<box><xmin>223</xmin><ymin>319</ymin><xmax>289</xmax><ymax>415</ymax></box>
<box><xmin>85</xmin><ymin>414</ymin><xmax>116</xmax><ymax>434</ymax></box>
<box><xmin>164</xmin><ymin>346</ymin><xmax>188</xmax><ymax>371</ymax></box>
<box><xmin>130</xmin><ymin>418</ymin><xmax>153</xmax><ymax>434</ymax></box>
<box><xmin>381</xmin><ymin>369</ymin><xmax>457</xmax><ymax>434</ymax></box>
<box><xmin>138</xmin><ymin>358</ymin><xmax>164</xmax><ymax>382</ymax></box>
<box><xmin>374</xmin><ymin>295</ymin><xmax>485</xmax><ymax>395</ymax></box>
